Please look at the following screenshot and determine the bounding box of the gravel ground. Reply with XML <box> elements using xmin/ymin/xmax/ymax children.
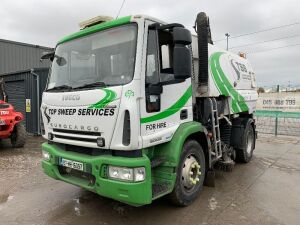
<box><xmin>0</xmin><ymin>134</ymin><xmax>300</xmax><ymax>225</ymax></box>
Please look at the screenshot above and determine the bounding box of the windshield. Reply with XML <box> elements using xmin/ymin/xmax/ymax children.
<box><xmin>47</xmin><ymin>24</ymin><xmax>137</xmax><ymax>90</ymax></box>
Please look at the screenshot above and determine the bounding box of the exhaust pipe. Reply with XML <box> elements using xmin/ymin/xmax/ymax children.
<box><xmin>195</xmin><ymin>12</ymin><xmax>213</xmax><ymax>90</ymax></box>
<box><xmin>0</xmin><ymin>77</ymin><xmax>8</xmax><ymax>102</ymax></box>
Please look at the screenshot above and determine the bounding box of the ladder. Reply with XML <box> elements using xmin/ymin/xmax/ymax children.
<box><xmin>208</xmin><ymin>98</ymin><xmax>222</xmax><ymax>159</ymax></box>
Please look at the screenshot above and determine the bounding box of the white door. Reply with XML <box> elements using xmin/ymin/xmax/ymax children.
<box><xmin>139</xmin><ymin>20</ymin><xmax>193</xmax><ymax>148</ymax></box>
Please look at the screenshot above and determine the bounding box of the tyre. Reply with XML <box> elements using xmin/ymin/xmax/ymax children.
<box><xmin>236</xmin><ymin>121</ymin><xmax>255</xmax><ymax>163</ymax></box>
<box><xmin>170</xmin><ymin>140</ymin><xmax>206</xmax><ymax>206</ymax></box>
<box><xmin>10</xmin><ymin>123</ymin><xmax>26</xmax><ymax>148</ymax></box>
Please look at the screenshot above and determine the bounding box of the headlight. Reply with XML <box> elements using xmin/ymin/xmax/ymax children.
<box><xmin>108</xmin><ymin>166</ymin><xmax>146</xmax><ymax>182</ymax></box>
<box><xmin>42</xmin><ymin>150</ymin><xmax>51</xmax><ymax>161</ymax></box>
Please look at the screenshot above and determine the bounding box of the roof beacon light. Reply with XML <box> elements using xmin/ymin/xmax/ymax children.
<box><xmin>239</xmin><ymin>52</ymin><xmax>247</xmax><ymax>59</ymax></box>
<box><xmin>79</xmin><ymin>16</ymin><xmax>114</xmax><ymax>30</ymax></box>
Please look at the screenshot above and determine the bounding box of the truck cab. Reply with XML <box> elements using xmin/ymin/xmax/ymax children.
<box><xmin>42</xmin><ymin>15</ymin><xmax>192</xmax><ymax>151</ymax></box>
<box><xmin>41</xmin><ymin>14</ymin><xmax>257</xmax><ymax>206</ymax></box>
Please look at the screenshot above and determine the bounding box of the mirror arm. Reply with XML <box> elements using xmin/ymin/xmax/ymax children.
<box><xmin>40</xmin><ymin>51</ymin><xmax>55</xmax><ymax>62</ymax></box>
<box><xmin>149</xmin><ymin>23</ymin><xmax>185</xmax><ymax>31</ymax></box>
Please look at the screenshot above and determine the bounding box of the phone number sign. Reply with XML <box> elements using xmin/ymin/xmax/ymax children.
<box><xmin>257</xmin><ymin>92</ymin><xmax>300</xmax><ymax>112</ymax></box>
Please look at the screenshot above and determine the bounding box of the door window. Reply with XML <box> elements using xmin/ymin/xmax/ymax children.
<box><xmin>146</xmin><ymin>30</ymin><xmax>159</xmax><ymax>85</ymax></box>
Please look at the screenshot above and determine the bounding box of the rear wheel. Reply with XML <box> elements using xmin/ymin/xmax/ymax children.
<box><xmin>170</xmin><ymin>140</ymin><xmax>205</xmax><ymax>206</ymax></box>
<box><xmin>10</xmin><ymin>123</ymin><xmax>26</xmax><ymax>148</ymax></box>
<box><xmin>236</xmin><ymin>122</ymin><xmax>255</xmax><ymax>163</ymax></box>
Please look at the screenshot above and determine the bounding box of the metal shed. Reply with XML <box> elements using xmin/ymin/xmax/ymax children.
<box><xmin>1</xmin><ymin>68</ymin><xmax>49</xmax><ymax>135</ymax></box>
<box><xmin>0</xmin><ymin>39</ymin><xmax>52</xmax><ymax>75</ymax></box>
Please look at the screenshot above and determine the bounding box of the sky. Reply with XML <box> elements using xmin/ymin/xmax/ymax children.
<box><xmin>0</xmin><ymin>0</ymin><xmax>299</xmax><ymax>87</ymax></box>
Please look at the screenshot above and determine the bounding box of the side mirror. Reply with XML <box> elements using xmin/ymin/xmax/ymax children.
<box><xmin>173</xmin><ymin>45</ymin><xmax>192</xmax><ymax>80</ymax></box>
<box><xmin>56</xmin><ymin>56</ymin><xmax>67</xmax><ymax>66</ymax></box>
<box><xmin>173</xmin><ymin>27</ymin><xmax>192</xmax><ymax>45</ymax></box>
<box><xmin>172</xmin><ymin>27</ymin><xmax>192</xmax><ymax>80</ymax></box>
<box><xmin>40</xmin><ymin>51</ymin><xmax>55</xmax><ymax>61</ymax></box>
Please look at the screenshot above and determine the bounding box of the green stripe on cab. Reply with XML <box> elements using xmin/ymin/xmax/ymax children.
<box><xmin>58</xmin><ymin>16</ymin><xmax>132</xmax><ymax>45</ymax></box>
<box><xmin>140</xmin><ymin>86</ymin><xmax>192</xmax><ymax>124</ymax></box>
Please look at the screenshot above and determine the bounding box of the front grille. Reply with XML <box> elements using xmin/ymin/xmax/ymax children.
<box><xmin>0</xmin><ymin>104</ymin><xmax>9</xmax><ymax>109</ymax></box>
<box><xmin>65</xmin><ymin>144</ymin><xmax>112</xmax><ymax>156</ymax></box>
<box><xmin>0</xmin><ymin>125</ymin><xmax>9</xmax><ymax>131</ymax></box>
<box><xmin>54</xmin><ymin>134</ymin><xmax>96</xmax><ymax>143</ymax></box>
<box><xmin>53</xmin><ymin>128</ymin><xmax>101</xmax><ymax>136</ymax></box>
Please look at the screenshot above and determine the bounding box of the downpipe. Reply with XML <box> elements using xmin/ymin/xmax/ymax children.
<box><xmin>30</xmin><ymin>69</ymin><xmax>40</xmax><ymax>135</ymax></box>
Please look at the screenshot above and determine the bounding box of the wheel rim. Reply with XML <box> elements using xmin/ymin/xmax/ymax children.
<box><xmin>246</xmin><ymin>130</ymin><xmax>254</xmax><ymax>155</ymax></box>
<box><xmin>181</xmin><ymin>155</ymin><xmax>202</xmax><ymax>191</ymax></box>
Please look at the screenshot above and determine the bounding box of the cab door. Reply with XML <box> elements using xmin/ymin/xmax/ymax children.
<box><xmin>140</xmin><ymin>21</ymin><xmax>193</xmax><ymax>148</ymax></box>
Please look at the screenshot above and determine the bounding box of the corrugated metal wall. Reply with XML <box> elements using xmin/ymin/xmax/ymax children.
<box><xmin>0</xmin><ymin>39</ymin><xmax>53</xmax><ymax>75</ymax></box>
<box><xmin>4</xmin><ymin>80</ymin><xmax>26</xmax><ymax>125</ymax></box>
<box><xmin>2</xmin><ymin>68</ymin><xmax>49</xmax><ymax>134</ymax></box>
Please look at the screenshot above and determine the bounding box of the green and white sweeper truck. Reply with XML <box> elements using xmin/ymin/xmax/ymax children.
<box><xmin>40</xmin><ymin>13</ymin><xmax>258</xmax><ymax>206</ymax></box>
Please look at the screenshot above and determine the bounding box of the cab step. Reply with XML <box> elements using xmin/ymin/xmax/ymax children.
<box><xmin>152</xmin><ymin>183</ymin><xmax>169</xmax><ymax>199</ymax></box>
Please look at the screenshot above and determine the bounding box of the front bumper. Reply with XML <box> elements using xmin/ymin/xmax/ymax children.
<box><xmin>0</xmin><ymin>117</ymin><xmax>20</xmax><ymax>138</ymax></box>
<box><xmin>41</xmin><ymin>142</ymin><xmax>152</xmax><ymax>206</ymax></box>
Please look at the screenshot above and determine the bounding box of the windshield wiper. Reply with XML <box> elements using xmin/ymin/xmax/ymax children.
<box><xmin>47</xmin><ymin>85</ymin><xmax>73</xmax><ymax>92</ymax></box>
<box><xmin>74</xmin><ymin>82</ymin><xmax>106</xmax><ymax>90</ymax></box>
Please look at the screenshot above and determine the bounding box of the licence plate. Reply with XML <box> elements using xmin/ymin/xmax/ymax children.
<box><xmin>59</xmin><ymin>158</ymin><xmax>84</xmax><ymax>171</ymax></box>
<box><xmin>0</xmin><ymin>120</ymin><xmax>6</xmax><ymax>125</ymax></box>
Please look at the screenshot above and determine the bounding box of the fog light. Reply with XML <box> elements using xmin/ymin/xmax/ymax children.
<box><xmin>42</xmin><ymin>150</ymin><xmax>50</xmax><ymax>161</ymax></box>
<box><xmin>96</xmin><ymin>137</ymin><xmax>105</xmax><ymax>147</ymax></box>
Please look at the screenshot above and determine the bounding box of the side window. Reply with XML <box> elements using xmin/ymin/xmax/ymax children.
<box><xmin>48</xmin><ymin>52</ymin><xmax>69</xmax><ymax>88</ymax></box>
<box><xmin>145</xmin><ymin>29</ymin><xmax>161</xmax><ymax>113</ymax></box>
<box><xmin>158</xmin><ymin>31</ymin><xmax>174</xmax><ymax>83</ymax></box>
<box><xmin>146</xmin><ymin>30</ymin><xmax>159</xmax><ymax>85</ymax></box>
<box><xmin>161</xmin><ymin>45</ymin><xmax>170</xmax><ymax>69</ymax></box>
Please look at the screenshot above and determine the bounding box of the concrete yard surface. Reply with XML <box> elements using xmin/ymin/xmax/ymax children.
<box><xmin>0</xmin><ymin>135</ymin><xmax>300</xmax><ymax>225</ymax></box>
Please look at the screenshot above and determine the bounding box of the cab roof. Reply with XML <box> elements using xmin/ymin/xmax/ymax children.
<box><xmin>57</xmin><ymin>15</ymin><xmax>167</xmax><ymax>45</ymax></box>
<box><xmin>58</xmin><ymin>15</ymin><xmax>132</xmax><ymax>45</ymax></box>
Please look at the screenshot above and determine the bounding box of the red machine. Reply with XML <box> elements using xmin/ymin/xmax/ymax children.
<box><xmin>0</xmin><ymin>79</ymin><xmax>26</xmax><ymax>148</ymax></box>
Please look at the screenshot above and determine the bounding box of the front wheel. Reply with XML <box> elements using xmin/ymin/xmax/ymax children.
<box><xmin>170</xmin><ymin>140</ymin><xmax>206</xmax><ymax>206</ymax></box>
<box><xmin>10</xmin><ymin>123</ymin><xmax>26</xmax><ymax>148</ymax></box>
<box><xmin>236</xmin><ymin>122</ymin><xmax>255</xmax><ymax>163</ymax></box>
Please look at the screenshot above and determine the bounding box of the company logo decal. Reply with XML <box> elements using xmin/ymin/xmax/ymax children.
<box><xmin>209</xmin><ymin>52</ymin><xmax>249</xmax><ymax>113</ymax></box>
<box><xmin>230</xmin><ymin>59</ymin><xmax>251</xmax><ymax>81</ymax></box>
<box><xmin>62</xmin><ymin>94</ymin><xmax>80</xmax><ymax>101</ymax></box>
<box><xmin>89</xmin><ymin>89</ymin><xmax>117</xmax><ymax>109</ymax></box>
<box><xmin>44</xmin><ymin>107</ymin><xmax>51</xmax><ymax>124</ymax></box>
<box><xmin>49</xmin><ymin>123</ymin><xmax>99</xmax><ymax>132</ymax></box>
<box><xmin>42</xmin><ymin>89</ymin><xmax>117</xmax><ymax>125</ymax></box>
<box><xmin>230</xmin><ymin>59</ymin><xmax>241</xmax><ymax>81</ymax></box>
<box><xmin>0</xmin><ymin>110</ymin><xmax>9</xmax><ymax>115</ymax></box>
<box><xmin>125</xmin><ymin>90</ymin><xmax>134</xmax><ymax>99</ymax></box>
<box><xmin>150</xmin><ymin>136</ymin><xmax>162</xmax><ymax>143</ymax></box>
<box><xmin>46</xmin><ymin>108</ymin><xmax>115</xmax><ymax>117</ymax></box>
